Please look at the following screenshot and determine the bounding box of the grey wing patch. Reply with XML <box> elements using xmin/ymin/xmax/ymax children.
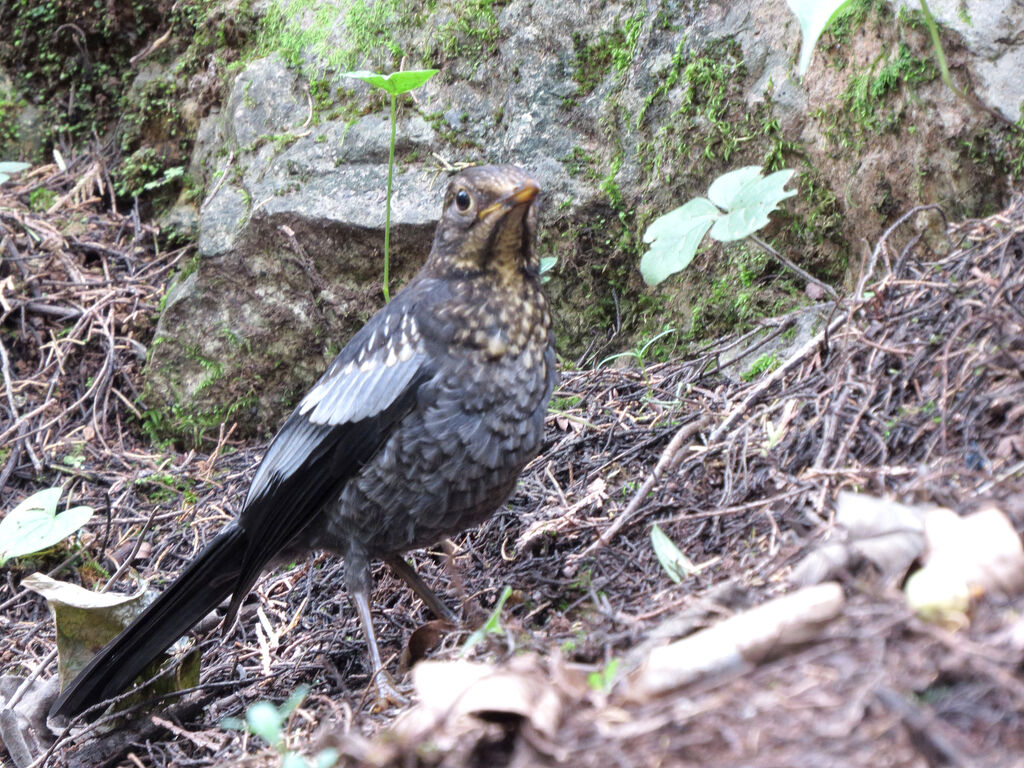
<box><xmin>245</xmin><ymin>415</ymin><xmax>333</xmax><ymax>506</ymax></box>
<box><xmin>299</xmin><ymin>312</ymin><xmax>426</xmax><ymax>426</ymax></box>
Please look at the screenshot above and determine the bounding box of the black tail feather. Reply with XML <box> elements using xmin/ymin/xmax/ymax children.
<box><xmin>49</xmin><ymin>525</ymin><xmax>248</xmax><ymax>719</ymax></box>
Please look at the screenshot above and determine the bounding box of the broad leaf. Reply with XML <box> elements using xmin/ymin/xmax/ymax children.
<box><xmin>22</xmin><ymin>572</ymin><xmax>152</xmax><ymax>687</ymax></box>
<box><xmin>785</xmin><ymin>0</ymin><xmax>852</xmax><ymax>75</ymax></box>
<box><xmin>246</xmin><ymin>701</ymin><xmax>284</xmax><ymax>747</ymax></box>
<box><xmin>708</xmin><ymin>168</ymin><xmax>796</xmax><ymax>242</ymax></box>
<box><xmin>707</xmin><ymin>166</ymin><xmax>766</xmax><ymax>210</ymax></box>
<box><xmin>650</xmin><ymin>523</ymin><xmax>696</xmax><ymax>584</ymax></box>
<box><xmin>0</xmin><ymin>487</ymin><xmax>93</xmax><ymax>565</ymax></box>
<box><xmin>343</xmin><ymin>69</ymin><xmax>439</xmax><ymax>96</ymax></box>
<box><xmin>0</xmin><ymin>161</ymin><xmax>30</xmax><ymax>184</ymax></box>
<box><xmin>639</xmin><ymin>197</ymin><xmax>719</xmax><ymax>286</ymax></box>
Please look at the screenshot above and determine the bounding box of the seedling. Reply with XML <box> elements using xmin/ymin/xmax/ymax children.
<box><xmin>0</xmin><ymin>487</ymin><xmax>93</xmax><ymax>566</ymax></box>
<box><xmin>343</xmin><ymin>69</ymin><xmax>439</xmax><ymax>301</ymax></box>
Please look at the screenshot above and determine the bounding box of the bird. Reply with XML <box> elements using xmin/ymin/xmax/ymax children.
<box><xmin>49</xmin><ymin>164</ymin><xmax>556</xmax><ymax>719</ymax></box>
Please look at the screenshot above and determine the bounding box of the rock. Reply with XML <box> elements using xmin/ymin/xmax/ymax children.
<box><xmin>141</xmin><ymin>0</ymin><xmax>1024</xmax><ymax>440</ymax></box>
<box><xmin>892</xmin><ymin>0</ymin><xmax>1024</xmax><ymax>121</ymax></box>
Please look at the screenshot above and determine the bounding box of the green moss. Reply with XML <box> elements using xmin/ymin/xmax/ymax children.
<box><xmin>28</xmin><ymin>187</ymin><xmax>57</xmax><ymax>211</ymax></box>
<box><xmin>256</xmin><ymin>0</ymin><xmax>430</xmax><ymax>84</ymax></box>
<box><xmin>139</xmin><ymin>395</ymin><xmax>257</xmax><ymax>450</ymax></box>
<box><xmin>134</xmin><ymin>473</ymin><xmax>198</xmax><ymax>504</ymax></box>
<box><xmin>741</xmin><ymin>352</ymin><xmax>781</xmax><ymax>381</ymax></box>
<box><xmin>0</xmin><ymin>94</ymin><xmax>22</xmax><ymax>154</ymax></box>
<box><xmin>685</xmin><ymin>245</ymin><xmax>805</xmax><ymax>341</ymax></box>
<box><xmin>432</xmin><ymin>0</ymin><xmax>508</xmax><ymax>64</ymax></box>
<box><xmin>637</xmin><ymin>37</ymin><xmax>749</xmax><ymax>183</ymax></box>
<box><xmin>829</xmin><ymin>40</ymin><xmax>936</xmax><ymax>147</ymax></box>
<box><xmin>822</xmin><ymin>0</ymin><xmax>884</xmax><ymax>45</ymax></box>
<box><xmin>564</xmin><ymin>10</ymin><xmax>644</xmax><ymax>108</ymax></box>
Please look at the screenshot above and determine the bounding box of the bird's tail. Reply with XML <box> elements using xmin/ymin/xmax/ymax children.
<box><xmin>49</xmin><ymin>525</ymin><xmax>248</xmax><ymax>719</ymax></box>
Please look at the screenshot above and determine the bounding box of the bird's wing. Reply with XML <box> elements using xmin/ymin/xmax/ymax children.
<box><xmin>245</xmin><ymin>303</ymin><xmax>430</xmax><ymax>507</ymax></box>
<box><xmin>228</xmin><ymin>287</ymin><xmax>437</xmax><ymax>613</ymax></box>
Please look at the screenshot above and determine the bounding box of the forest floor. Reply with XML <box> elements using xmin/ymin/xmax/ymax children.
<box><xmin>1</xmin><ymin>158</ymin><xmax>1023</xmax><ymax>768</ymax></box>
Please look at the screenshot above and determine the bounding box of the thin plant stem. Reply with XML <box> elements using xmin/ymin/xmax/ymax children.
<box><xmin>383</xmin><ymin>92</ymin><xmax>397</xmax><ymax>303</ymax></box>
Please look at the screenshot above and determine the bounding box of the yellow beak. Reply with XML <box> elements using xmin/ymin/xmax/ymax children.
<box><xmin>477</xmin><ymin>180</ymin><xmax>541</xmax><ymax>219</ymax></box>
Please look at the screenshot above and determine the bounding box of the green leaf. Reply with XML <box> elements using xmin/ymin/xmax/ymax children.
<box><xmin>708</xmin><ymin>168</ymin><xmax>797</xmax><ymax>242</ymax></box>
<box><xmin>246</xmin><ymin>701</ymin><xmax>284</xmax><ymax>747</ymax></box>
<box><xmin>0</xmin><ymin>487</ymin><xmax>94</xmax><ymax>565</ymax></box>
<box><xmin>279</xmin><ymin>684</ymin><xmax>310</xmax><ymax>718</ymax></box>
<box><xmin>342</xmin><ymin>69</ymin><xmax>439</xmax><ymax>96</ymax></box>
<box><xmin>639</xmin><ymin>197</ymin><xmax>720</xmax><ymax>286</ymax></box>
<box><xmin>650</xmin><ymin>523</ymin><xmax>696</xmax><ymax>584</ymax></box>
<box><xmin>706</xmin><ymin>166</ymin><xmax>768</xmax><ymax>210</ymax></box>
<box><xmin>785</xmin><ymin>0</ymin><xmax>852</xmax><ymax>75</ymax></box>
<box><xmin>587</xmin><ymin>658</ymin><xmax>620</xmax><ymax>693</ymax></box>
<box><xmin>0</xmin><ymin>161</ymin><xmax>31</xmax><ymax>185</ymax></box>
<box><xmin>461</xmin><ymin>585</ymin><xmax>513</xmax><ymax>656</ymax></box>
<box><xmin>314</xmin><ymin>748</ymin><xmax>341</xmax><ymax>768</ymax></box>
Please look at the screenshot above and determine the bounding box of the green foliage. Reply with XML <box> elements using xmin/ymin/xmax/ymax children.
<box><xmin>0</xmin><ymin>487</ymin><xmax>94</xmax><ymax>566</ymax></box>
<box><xmin>637</xmin><ymin>37</ymin><xmax>753</xmax><ymax>184</ymax></box>
<box><xmin>114</xmin><ymin>148</ymin><xmax>172</xmax><ymax>200</ymax></box>
<box><xmin>742</xmin><ymin>352</ymin><xmax>781</xmax><ymax>381</ymax></box>
<box><xmin>565</xmin><ymin>11</ymin><xmax>644</xmax><ymax>107</ymax></box>
<box><xmin>539</xmin><ymin>255</ymin><xmax>557</xmax><ymax>282</ymax></box>
<box><xmin>222</xmin><ymin>685</ymin><xmax>339</xmax><ymax>767</ymax></box>
<box><xmin>343</xmin><ymin>69</ymin><xmax>438</xmax><ymax>301</ymax></box>
<box><xmin>587</xmin><ymin>658</ymin><xmax>620</xmax><ymax>693</ymax></box>
<box><xmin>28</xmin><ymin>186</ymin><xmax>56</xmax><ymax>211</ymax></box>
<box><xmin>257</xmin><ymin>0</ymin><xmax>423</xmax><ymax>84</ymax></box>
<box><xmin>0</xmin><ymin>95</ymin><xmax>22</xmax><ymax>152</ymax></box>
<box><xmin>650</xmin><ymin>523</ymin><xmax>696</xmax><ymax>584</ymax></box>
<box><xmin>434</xmin><ymin>0</ymin><xmax>508</xmax><ymax>63</ymax></box>
<box><xmin>461</xmin><ymin>585</ymin><xmax>513</xmax><ymax>656</ymax></box>
<box><xmin>817</xmin><ymin>20</ymin><xmax>938</xmax><ymax>153</ymax></box>
<box><xmin>343</xmin><ymin>69</ymin><xmax>437</xmax><ymax>97</ymax></box>
<box><xmin>600</xmin><ymin>327</ymin><xmax>678</xmax><ymax>371</ymax></box>
<box><xmin>640</xmin><ymin>166</ymin><xmax>796</xmax><ymax>286</ymax></box>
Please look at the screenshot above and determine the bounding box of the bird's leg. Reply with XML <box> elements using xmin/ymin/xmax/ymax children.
<box><xmin>346</xmin><ymin>549</ymin><xmax>408</xmax><ymax>709</ymax></box>
<box><xmin>384</xmin><ymin>555</ymin><xmax>459</xmax><ymax>624</ymax></box>
<box><xmin>350</xmin><ymin>588</ymin><xmax>408</xmax><ymax>709</ymax></box>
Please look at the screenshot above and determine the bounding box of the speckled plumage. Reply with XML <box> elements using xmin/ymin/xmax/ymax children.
<box><xmin>50</xmin><ymin>165</ymin><xmax>556</xmax><ymax>719</ymax></box>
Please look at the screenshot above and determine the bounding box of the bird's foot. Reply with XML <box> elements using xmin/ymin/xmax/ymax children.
<box><xmin>366</xmin><ymin>669</ymin><xmax>409</xmax><ymax>712</ymax></box>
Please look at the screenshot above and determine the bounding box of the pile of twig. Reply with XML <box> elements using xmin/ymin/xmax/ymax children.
<box><xmin>577</xmin><ymin>198</ymin><xmax>1024</xmax><ymax>565</ymax></box>
<box><xmin>0</xmin><ymin>155</ymin><xmax>190</xmax><ymax>501</ymax></box>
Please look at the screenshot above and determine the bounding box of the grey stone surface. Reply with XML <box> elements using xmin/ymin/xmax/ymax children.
<box><xmin>893</xmin><ymin>0</ymin><xmax>1024</xmax><ymax>121</ymax></box>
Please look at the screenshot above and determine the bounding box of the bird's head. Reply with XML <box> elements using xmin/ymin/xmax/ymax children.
<box><xmin>427</xmin><ymin>165</ymin><xmax>541</xmax><ymax>285</ymax></box>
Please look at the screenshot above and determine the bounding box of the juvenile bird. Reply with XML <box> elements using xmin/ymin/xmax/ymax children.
<box><xmin>50</xmin><ymin>164</ymin><xmax>556</xmax><ymax>719</ymax></box>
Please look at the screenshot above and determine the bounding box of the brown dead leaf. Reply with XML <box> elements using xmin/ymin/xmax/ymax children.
<box><xmin>402</xmin><ymin>619</ymin><xmax>455</xmax><ymax>668</ymax></box>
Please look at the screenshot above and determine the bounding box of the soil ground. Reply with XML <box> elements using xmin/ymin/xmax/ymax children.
<box><xmin>1</xmin><ymin>159</ymin><xmax>1023</xmax><ymax>768</ymax></box>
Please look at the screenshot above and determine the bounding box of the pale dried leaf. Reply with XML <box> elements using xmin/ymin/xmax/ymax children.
<box><xmin>22</xmin><ymin>572</ymin><xmax>149</xmax><ymax>687</ymax></box>
<box><xmin>397</xmin><ymin>656</ymin><xmax>562</xmax><ymax>743</ymax></box>
<box><xmin>628</xmin><ymin>582</ymin><xmax>844</xmax><ymax>699</ymax></box>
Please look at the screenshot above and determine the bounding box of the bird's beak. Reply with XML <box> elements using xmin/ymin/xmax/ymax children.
<box><xmin>478</xmin><ymin>180</ymin><xmax>541</xmax><ymax>220</ymax></box>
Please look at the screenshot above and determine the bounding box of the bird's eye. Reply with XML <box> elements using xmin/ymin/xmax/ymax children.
<box><xmin>455</xmin><ymin>189</ymin><xmax>471</xmax><ymax>211</ymax></box>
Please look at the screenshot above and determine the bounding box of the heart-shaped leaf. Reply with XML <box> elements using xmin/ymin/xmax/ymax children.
<box><xmin>343</xmin><ymin>69</ymin><xmax>439</xmax><ymax>96</ymax></box>
<box><xmin>708</xmin><ymin>168</ymin><xmax>797</xmax><ymax>242</ymax></box>
<box><xmin>0</xmin><ymin>487</ymin><xmax>94</xmax><ymax>565</ymax></box>
<box><xmin>640</xmin><ymin>197</ymin><xmax>720</xmax><ymax>286</ymax></box>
